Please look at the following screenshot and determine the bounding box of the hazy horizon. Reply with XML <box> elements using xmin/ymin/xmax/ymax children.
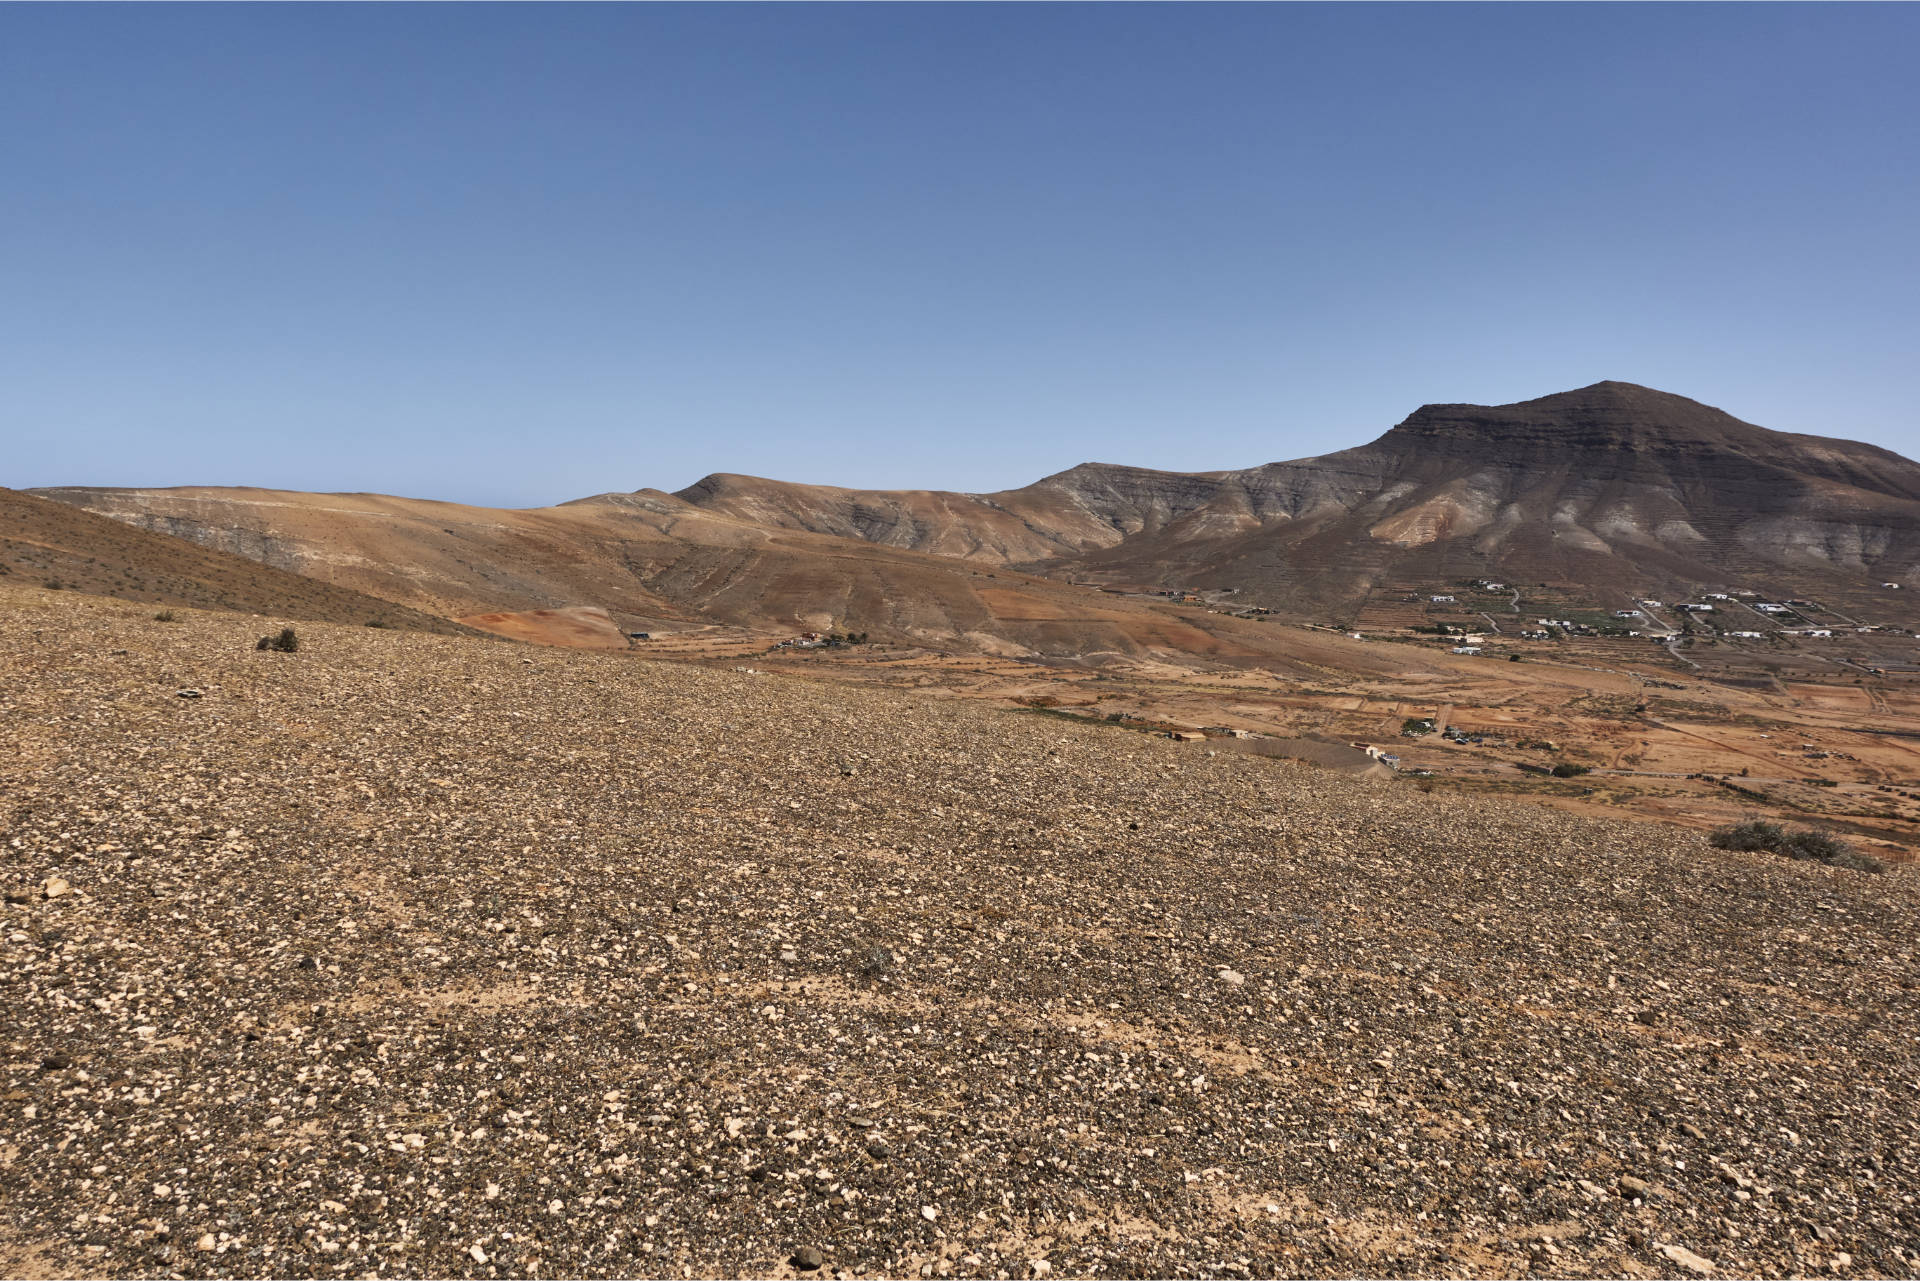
<box><xmin>7</xmin><ymin>5</ymin><xmax>1918</xmax><ymax>507</ymax></box>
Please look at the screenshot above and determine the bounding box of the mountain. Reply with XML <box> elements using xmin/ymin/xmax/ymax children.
<box><xmin>29</xmin><ymin>383</ymin><xmax>1920</xmax><ymax>643</ymax></box>
<box><xmin>21</xmin><ymin>483</ymin><xmax>1259</xmax><ymax>658</ymax></box>
<box><xmin>671</xmin><ymin>382</ymin><xmax>1920</xmax><ymax>613</ymax></box>
<box><xmin>0</xmin><ymin>486</ymin><xmax>470</xmax><ymax>633</ymax></box>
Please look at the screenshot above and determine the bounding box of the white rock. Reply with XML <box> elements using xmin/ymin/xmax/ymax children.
<box><xmin>1216</xmin><ymin>967</ymin><xmax>1245</xmax><ymax>986</ymax></box>
<box><xmin>1656</xmin><ymin>1243</ymin><xmax>1716</xmax><ymax>1276</ymax></box>
<box><xmin>469</xmin><ymin>1244</ymin><xmax>489</xmax><ymax>1264</ymax></box>
<box><xmin>195</xmin><ymin>1233</ymin><xmax>216</xmax><ymax>1252</ymax></box>
<box><xmin>920</xmin><ymin>1205</ymin><xmax>938</xmax><ymax>1222</ymax></box>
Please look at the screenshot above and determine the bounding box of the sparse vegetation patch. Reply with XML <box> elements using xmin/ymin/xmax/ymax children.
<box><xmin>1709</xmin><ymin>817</ymin><xmax>1885</xmax><ymax>871</ymax></box>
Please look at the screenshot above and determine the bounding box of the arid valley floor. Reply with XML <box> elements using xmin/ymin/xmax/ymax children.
<box><xmin>4</xmin><ymin>583</ymin><xmax>1918</xmax><ymax>1279</ymax></box>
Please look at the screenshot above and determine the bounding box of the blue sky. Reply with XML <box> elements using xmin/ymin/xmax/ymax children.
<box><xmin>5</xmin><ymin>4</ymin><xmax>1917</xmax><ymax>506</ymax></box>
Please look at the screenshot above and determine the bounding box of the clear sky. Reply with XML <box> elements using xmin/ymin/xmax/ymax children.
<box><xmin>5</xmin><ymin>4</ymin><xmax>1917</xmax><ymax>507</ymax></box>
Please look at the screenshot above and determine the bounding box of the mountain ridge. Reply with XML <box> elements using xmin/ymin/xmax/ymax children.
<box><xmin>29</xmin><ymin>381</ymin><xmax>1920</xmax><ymax>637</ymax></box>
<box><xmin>644</xmin><ymin>382</ymin><xmax>1920</xmax><ymax>613</ymax></box>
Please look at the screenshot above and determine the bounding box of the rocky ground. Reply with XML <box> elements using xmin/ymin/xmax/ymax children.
<box><xmin>4</xmin><ymin>584</ymin><xmax>1918</xmax><ymax>1279</ymax></box>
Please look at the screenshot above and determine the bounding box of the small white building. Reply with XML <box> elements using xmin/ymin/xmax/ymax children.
<box><xmin>1431</xmin><ymin>594</ymin><xmax>1456</xmax><ymax>603</ymax></box>
<box><xmin>1755</xmin><ymin>603</ymin><xmax>1789</xmax><ymax>613</ymax></box>
<box><xmin>1450</xmin><ymin>645</ymin><xmax>1482</xmax><ymax>655</ymax></box>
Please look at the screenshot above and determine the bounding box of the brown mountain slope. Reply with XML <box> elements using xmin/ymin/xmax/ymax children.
<box><xmin>0</xmin><ymin>487</ymin><xmax>471</xmax><ymax>634</ymax></box>
<box><xmin>669</xmin><ymin>383</ymin><xmax>1920</xmax><ymax>615</ymax></box>
<box><xmin>32</xmin><ymin>382</ymin><xmax>1920</xmax><ymax>642</ymax></box>
<box><xmin>1053</xmin><ymin>382</ymin><xmax>1920</xmax><ymax>611</ymax></box>
<box><xmin>26</xmin><ymin>483</ymin><xmax>1269</xmax><ymax>658</ymax></box>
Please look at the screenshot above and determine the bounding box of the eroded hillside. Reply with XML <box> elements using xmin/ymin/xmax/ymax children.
<box><xmin>0</xmin><ymin>488</ymin><xmax>469</xmax><ymax>636</ymax></box>
<box><xmin>4</xmin><ymin>584</ymin><xmax>1917</xmax><ymax>1279</ymax></box>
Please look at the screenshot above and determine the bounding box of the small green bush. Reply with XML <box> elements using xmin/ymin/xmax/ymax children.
<box><xmin>256</xmin><ymin>627</ymin><xmax>300</xmax><ymax>653</ymax></box>
<box><xmin>1550</xmin><ymin>763</ymin><xmax>1592</xmax><ymax>778</ymax></box>
<box><xmin>1710</xmin><ymin>819</ymin><xmax>1884</xmax><ymax>872</ymax></box>
<box><xmin>153</xmin><ymin>610</ymin><xmax>178</xmax><ymax>623</ymax></box>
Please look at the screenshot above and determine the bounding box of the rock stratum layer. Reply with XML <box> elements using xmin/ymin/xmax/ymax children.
<box><xmin>670</xmin><ymin>383</ymin><xmax>1920</xmax><ymax>615</ymax></box>
<box><xmin>3</xmin><ymin>586</ymin><xmax>1917</xmax><ymax>1278</ymax></box>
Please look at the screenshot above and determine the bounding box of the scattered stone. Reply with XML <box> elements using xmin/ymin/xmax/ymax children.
<box><xmin>1216</xmin><ymin>967</ymin><xmax>1246</xmax><ymax>986</ymax></box>
<box><xmin>1656</xmin><ymin>1242</ymin><xmax>1716</xmax><ymax>1276</ymax></box>
<box><xmin>175</xmin><ymin>688</ymin><xmax>202</xmax><ymax>699</ymax></box>
<box><xmin>1620</xmin><ymin>1174</ymin><xmax>1656</xmax><ymax>1200</ymax></box>
<box><xmin>3</xmin><ymin>594</ymin><xmax>1916</xmax><ymax>1279</ymax></box>
<box><xmin>791</xmin><ymin>1245</ymin><xmax>825</xmax><ymax>1271</ymax></box>
<box><xmin>41</xmin><ymin>877</ymin><xmax>70</xmax><ymax>899</ymax></box>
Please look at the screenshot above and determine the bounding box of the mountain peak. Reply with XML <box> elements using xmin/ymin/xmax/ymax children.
<box><xmin>1383</xmin><ymin>382</ymin><xmax>1767</xmax><ymax>454</ymax></box>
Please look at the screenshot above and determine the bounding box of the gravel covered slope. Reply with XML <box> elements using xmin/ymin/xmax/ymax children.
<box><xmin>4</xmin><ymin>586</ymin><xmax>1918</xmax><ymax>1280</ymax></box>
